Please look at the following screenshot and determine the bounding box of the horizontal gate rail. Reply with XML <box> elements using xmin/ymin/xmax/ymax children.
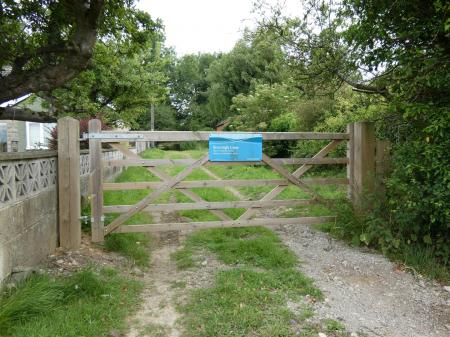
<box><xmin>103</xmin><ymin>198</ymin><xmax>316</xmax><ymax>213</ymax></box>
<box><xmin>105</xmin><ymin>157</ymin><xmax>348</xmax><ymax>167</ymax></box>
<box><xmin>98</xmin><ymin>130</ymin><xmax>350</xmax><ymax>142</ymax></box>
<box><xmin>114</xmin><ymin>216</ymin><xmax>337</xmax><ymax>233</ymax></box>
<box><xmin>102</xmin><ymin>178</ymin><xmax>349</xmax><ymax>190</ymax></box>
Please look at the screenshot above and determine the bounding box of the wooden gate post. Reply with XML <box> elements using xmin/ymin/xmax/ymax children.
<box><xmin>351</xmin><ymin>121</ymin><xmax>376</xmax><ymax>208</ymax></box>
<box><xmin>89</xmin><ymin>119</ymin><xmax>104</xmax><ymax>242</ymax></box>
<box><xmin>346</xmin><ymin>123</ymin><xmax>354</xmax><ymax>201</ymax></box>
<box><xmin>58</xmin><ymin>117</ymin><xmax>81</xmax><ymax>249</ymax></box>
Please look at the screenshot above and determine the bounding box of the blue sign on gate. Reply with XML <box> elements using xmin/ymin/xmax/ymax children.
<box><xmin>209</xmin><ymin>133</ymin><xmax>262</xmax><ymax>162</ymax></box>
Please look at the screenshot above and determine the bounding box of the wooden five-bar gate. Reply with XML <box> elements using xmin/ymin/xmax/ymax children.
<box><xmin>55</xmin><ymin>117</ymin><xmax>378</xmax><ymax>247</ymax></box>
<box><xmin>75</xmin><ymin>120</ymin><xmax>377</xmax><ymax>243</ymax></box>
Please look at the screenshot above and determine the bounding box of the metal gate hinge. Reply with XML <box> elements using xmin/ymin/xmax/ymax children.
<box><xmin>81</xmin><ymin>133</ymin><xmax>144</xmax><ymax>140</ymax></box>
<box><xmin>79</xmin><ymin>215</ymin><xmax>105</xmax><ymax>223</ymax></box>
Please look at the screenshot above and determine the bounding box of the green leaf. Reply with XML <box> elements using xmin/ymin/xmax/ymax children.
<box><xmin>360</xmin><ymin>233</ymin><xmax>370</xmax><ymax>245</ymax></box>
<box><xmin>423</xmin><ymin>235</ymin><xmax>432</xmax><ymax>245</ymax></box>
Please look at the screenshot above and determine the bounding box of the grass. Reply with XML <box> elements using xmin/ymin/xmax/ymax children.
<box><xmin>324</xmin><ymin>318</ymin><xmax>345</xmax><ymax>332</ymax></box>
<box><xmin>396</xmin><ymin>244</ymin><xmax>450</xmax><ymax>282</ymax></box>
<box><xmin>172</xmin><ymin>226</ymin><xmax>325</xmax><ymax>336</ymax></box>
<box><xmin>173</xmin><ymin>226</ymin><xmax>299</xmax><ymax>270</ymax></box>
<box><xmin>0</xmin><ymin>268</ymin><xmax>142</xmax><ymax>337</ymax></box>
<box><xmin>139</xmin><ymin>323</ymin><xmax>169</xmax><ymax>337</ymax></box>
<box><xmin>176</xmin><ymin>186</ymin><xmax>244</xmax><ymax>220</ymax></box>
<box><xmin>140</xmin><ymin>147</ymin><xmax>206</xmax><ymax>160</ymax></box>
<box><xmin>104</xmin><ymin>231</ymin><xmax>153</xmax><ymax>267</ymax></box>
<box><xmin>180</xmin><ymin>269</ymin><xmax>321</xmax><ymax>337</ymax></box>
<box><xmin>101</xmin><ymin>166</ymin><xmax>158</xmax><ymax>267</ymax></box>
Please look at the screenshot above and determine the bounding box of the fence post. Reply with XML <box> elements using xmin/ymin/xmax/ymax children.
<box><xmin>346</xmin><ymin>123</ymin><xmax>354</xmax><ymax>201</ymax></box>
<box><xmin>89</xmin><ymin>119</ymin><xmax>104</xmax><ymax>242</ymax></box>
<box><xmin>352</xmin><ymin>121</ymin><xmax>376</xmax><ymax>208</ymax></box>
<box><xmin>58</xmin><ymin>117</ymin><xmax>81</xmax><ymax>249</ymax></box>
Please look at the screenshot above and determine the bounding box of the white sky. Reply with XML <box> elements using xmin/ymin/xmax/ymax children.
<box><xmin>136</xmin><ymin>0</ymin><xmax>302</xmax><ymax>55</ymax></box>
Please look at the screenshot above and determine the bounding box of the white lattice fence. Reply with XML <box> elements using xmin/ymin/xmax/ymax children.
<box><xmin>80</xmin><ymin>150</ymin><xmax>124</xmax><ymax>177</ymax></box>
<box><xmin>80</xmin><ymin>154</ymin><xmax>90</xmax><ymax>176</ymax></box>
<box><xmin>0</xmin><ymin>157</ymin><xmax>57</xmax><ymax>206</ymax></box>
<box><xmin>0</xmin><ymin>149</ymin><xmax>123</xmax><ymax>206</ymax></box>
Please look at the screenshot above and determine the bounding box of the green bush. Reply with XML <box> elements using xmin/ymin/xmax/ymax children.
<box><xmin>315</xmin><ymin>100</ymin><xmax>449</xmax><ymax>276</ymax></box>
<box><xmin>388</xmin><ymin>141</ymin><xmax>449</xmax><ymax>250</ymax></box>
<box><xmin>323</xmin><ymin>194</ymin><xmax>449</xmax><ymax>281</ymax></box>
<box><xmin>325</xmin><ymin>197</ymin><xmax>400</xmax><ymax>253</ymax></box>
<box><xmin>382</xmin><ymin>107</ymin><xmax>450</xmax><ymax>264</ymax></box>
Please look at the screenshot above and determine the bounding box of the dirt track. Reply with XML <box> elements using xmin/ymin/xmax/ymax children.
<box><xmin>124</xmin><ymin>225</ymin><xmax>450</xmax><ymax>337</ymax></box>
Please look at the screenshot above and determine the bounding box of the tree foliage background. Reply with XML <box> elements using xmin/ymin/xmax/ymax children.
<box><xmin>165</xmin><ymin>0</ymin><xmax>449</xmax><ymax>264</ymax></box>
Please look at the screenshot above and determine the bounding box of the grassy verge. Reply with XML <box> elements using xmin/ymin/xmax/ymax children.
<box><xmin>172</xmin><ymin>226</ymin><xmax>349</xmax><ymax>336</ymax></box>
<box><xmin>0</xmin><ymin>268</ymin><xmax>142</xmax><ymax>337</ymax></box>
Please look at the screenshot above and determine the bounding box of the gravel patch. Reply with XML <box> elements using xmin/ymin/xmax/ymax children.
<box><xmin>276</xmin><ymin>224</ymin><xmax>450</xmax><ymax>337</ymax></box>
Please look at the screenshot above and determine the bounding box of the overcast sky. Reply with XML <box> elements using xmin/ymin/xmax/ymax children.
<box><xmin>137</xmin><ymin>0</ymin><xmax>301</xmax><ymax>55</ymax></box>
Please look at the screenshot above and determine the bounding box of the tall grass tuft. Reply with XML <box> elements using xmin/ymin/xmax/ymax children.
<box><xmin>0</xmin><ymin>275</ymin><xmax>64</xmax><ymax>334</ymax></box>
<box><xmin>62</xmin><ymin>268</ymin><xmax>111</xmax><ymax>299</ymax></box>
<box><xmin>0</xmin><ymin>268</ymin><xmax>143</xmax><ymax>336</ymax></box>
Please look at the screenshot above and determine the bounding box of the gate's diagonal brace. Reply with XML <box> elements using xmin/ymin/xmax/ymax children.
<box><xmin>261</xmin><ymin>154</ymin><xmax>326</xmax><ymax>203</ymax></box>
<box><xmin>109</xmin><ymin>144</ymin><xmax>231</xmax><ymax>221</ymax></box>
<box><xmin>104</xmin><ymin>154</ymin><xmax>209</xmax><ymax>235</ymax></box>
<box><xmin>140</xmin><ymin>162</ymin><xmax>232</xmax><ymax>221</ymax></box>
<box><xmin>238</xmin><ymin>140</ymin><xmax>342</xmax><ymax>220</ymax></box>
<box><xmin>200</xmin><ymin>166</ymin><xmax>247</xmax><ymax>201</ymax></box>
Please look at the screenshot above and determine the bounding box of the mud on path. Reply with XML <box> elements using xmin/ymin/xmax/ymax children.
<box><xmin>126</xmin><ymin>231</ymin><xmax>227</xmax><ymax>337</ymax></box>
<box><xmin>276</xmin><ymin>224</ymin><xmax>450</xmax><ymax>337</ymax></box>
<box><xmin>126</xmin><ymin>238</ymin><xmax>181</xmax><ymax>337</ymax></box>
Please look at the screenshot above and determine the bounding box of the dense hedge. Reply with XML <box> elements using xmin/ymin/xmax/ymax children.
<box><xmin>382</xmin><ymin>107</ymin><xmax>450</xmax><ymax>263</ymax></box>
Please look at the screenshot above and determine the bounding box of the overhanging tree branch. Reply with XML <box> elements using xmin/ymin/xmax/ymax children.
<box><xmin>0</xmin><ymin>106</ymin><xmax>57</xmax><ymax>123</ymax></box>
<box><xmin>0</xmin><ymin>0</ymin><xmax>105</xmax><ymax>106</ymax></box>
<box><xmin>334</xmin><ymin>72</ymin><xmax>391</xmax><ymax>99</ymax></box>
